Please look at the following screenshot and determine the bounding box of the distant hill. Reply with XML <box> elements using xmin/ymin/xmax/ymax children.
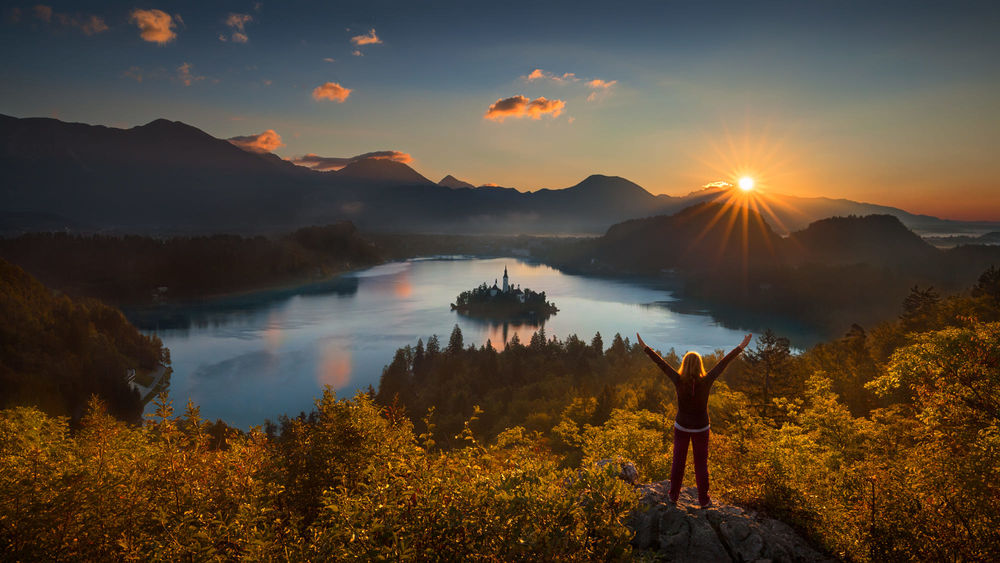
<box><xmin>787</xmin><ymin>214</ymin><xmax>940</xmax><ymax>266</ymax></box>
<box><xmin>438</xmin><ymin>175</ymin><xmax>475</xmax><ymax>189</ymax></box>
<box><xmin>337</xmin><ymin>158</ymin><xmax>433</xmax><ymax>186</ymax></box>
<box><xmin>2</xmin><ymin>114</ymin><xmax>997</xmax><ymax>236</ymax></box>
<box><xmin>0</xmin><ymin>257</ymin><xmax>166</xmax><ymax>422</ymax></box>
<box><xmin>558</xmin><ymin>206</ymin><xmax>950</xmax><ymax>274</ymax></box>
<box><xmin>545</xmin><ymin>206</ymin><xmax>1000</xmax><ymax>332</ymax></box>
<box><xmin>670</xmin><ymin>185</ymin><xmax>996</xmax><ymax>235</ymax></box>
<box><xmin>579</xmin><ymin>201</ymin><xmax>785</xmax><ymax>273</ymax></box>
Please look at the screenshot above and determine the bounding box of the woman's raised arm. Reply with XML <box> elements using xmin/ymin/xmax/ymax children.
<box><xmin>706</xmin><ymin>333</ymin><xmax>753</xmax><ymax>382</ymax></box>
<box><xmin>637</xmin><ymin>333</ymin><xmax>680</xmax><ymax>385</ymax></box>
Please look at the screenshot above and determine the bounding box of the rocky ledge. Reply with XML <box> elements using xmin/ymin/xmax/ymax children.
<box><xmin>628</xmin><ymin>481</ymin><xmax>833</xmax><ymax>562</ymax></box>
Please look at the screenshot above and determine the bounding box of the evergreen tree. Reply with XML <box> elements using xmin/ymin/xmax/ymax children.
<box><xmin>900</xmin><ymin>285</ymin><xmax>940</xmax><ymax>332</ymax></box>
<box><xmin>447</xmin><ymin>325</ymin><xmax>464</xmax><ymax>355</ymax></box>
<box><xmin>591</xmin><ymin>332</ymin><xmax>604</xmax><ymax>355</ymax></box>
<box><xmin>426</xmin><ymin>334</ymin><xmax>441</xmax><ymax>357</ymax></box>
<box><xmin>972</xmin><ymin>265</ymin><xmax>1000</xmax><ymax>302</ymax></box>
<box><xmin>741</xmin><ymin>329</ymin><xmax>792</xmax><ymax>418</ymax></box>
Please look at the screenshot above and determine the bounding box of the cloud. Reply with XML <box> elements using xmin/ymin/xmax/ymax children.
<box><xmin>31</xmin><ymin>5</ymin><xmax>106</xmax><ymax>34</ymax></box>
<box><xmin>312</xmin><ymin>81</ymin><xmax>351</xmax><ymax>102</ymax></box>
<box><xmin>350</xmin><ymin>28</ymin><xmax>381</xmax><ymax>46</ymax></box>
<box><xmin>702</xmin><ymin>181</ymin><xmax>733</xmax><ymax>189</ymax></box>
<box><xmin>523</xmin><ymin>69</ymin><xmax>578</xmax><ymax>84</ymax></box>
<box><xmin>351</xmin><ymin>49</ymin><xmax>363</xmax><ymax>57</ymax></box>
<box><xmin>290</xmin><ymin>151</ymin><xmax>413</xmax><ymax>171</ymax></box>
<box><xmin>66</xmin><ymin>14</ymin><xmax>107</xmax><ymax>35</ymax></box>
<box><xmin>123</xmin><ymin>66</ymin><xmax>143</xmax><ymax>82</ymax></box>
<box><xmin>176</xmin><ymin>62</ymin><xmax>204</xmax><ymax>86</ymax></box>
<box><xmin>586</xmin><ymin>78</ymin><xmax>617</xmax><ymax>101</ymax></box>
<box><xmin>484</xmin><ymin>95</ymin><xmax>565</xmax><ymax>122</ymax></box>
<box><xmin>227</xmin><ymin>130</ymin><xmax>285</xmax><ymax>153</ymax></box>
<box><xmin>223</xmin><ymin>13</ymin><xmax>252</xmax><ymax>43</ymax></box>
<box><xmin>324</xmin><ymin>57</ymin><xmax>335</xmax><ymax>63</ymax></box>
<box><xmin>33</xmin><ymin>5</ymin><xmax>52</xmax><ymax>22</ymax></box>
<box><xmin>130</xmin><ymin>9</ymin><xmax>176</xmax><ymax>44</ymax></box>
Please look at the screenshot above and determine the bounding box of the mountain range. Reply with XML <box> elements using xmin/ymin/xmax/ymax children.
<box><xmin>2</xmin><ymin>114</ymin><xmax>997</xmax><ymax>236</ymax></box>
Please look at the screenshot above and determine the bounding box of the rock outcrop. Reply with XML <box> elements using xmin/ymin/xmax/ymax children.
<box><xmin>628</xmin><ymin>481</ymin><xmax>832</xmax><ymax>562</ymax></box>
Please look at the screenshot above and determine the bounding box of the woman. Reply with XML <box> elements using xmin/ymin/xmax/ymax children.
<box><xmin>636</xmin><ymin>332</ymin><xmax>752</xmax><ymax>508</ymax></box>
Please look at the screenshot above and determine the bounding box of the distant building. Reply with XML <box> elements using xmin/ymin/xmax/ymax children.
<box><xmin>486</xmin><ymin>267</ymin><xmax>526</xmax><ymax>301</ymax></box>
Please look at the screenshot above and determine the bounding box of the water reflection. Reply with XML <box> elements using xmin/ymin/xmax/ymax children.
<box><xmin>126</xmin><ymin>275</ymin><xmax>360</xmax><ymax>333</ymax></box>
<box><xmin>318</xmin><ymin>338</ymin><xmax>353</xmax><ymax>389</ymax></box>
<box><xmin>458</xmin><ymin>315</ymin><xmax>544</xmax><ymax>349</ymax></box>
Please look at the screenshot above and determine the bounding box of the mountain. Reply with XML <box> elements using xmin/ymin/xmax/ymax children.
<box><xmin>336</xmin><ymin>158</ymin><xmax>432</xmax><ymax>186</ymax></box>
<box><xmin>0</xmin><ymin>114</ymin><xmax>316</xmax><ymax>233</ymax></box>
<box><xmin>563</xmin><ymin>205</ymin><xmax>948</xmax><ymax>274</ymax></box>
<box><xmin>2</xmin><ymin>114</ymin><xmax>997</xmax><ymax>236</ymax></box>
<box><xmin>438</xmin><ymin>175</ymin><xmax>475</xmax><ymax>189</ymax></box>
<box><xmin>671</xmin><ymin>185</ymin><xmax>994</xmax><ymax>235</ymax></box>
<box><xmin>570</xmin><ymin>201</ymin><xmax>785</xmax><ymax>273</ymax></box>
<box><xmin>787</xmin><ymin>214</ymin><xmax>939</xmax><ymax>266</ymax></box>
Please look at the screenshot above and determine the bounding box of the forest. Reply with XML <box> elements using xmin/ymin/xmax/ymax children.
<box><xmin>0</xmin><ymin>222</ymin><xmax>382</xmax><ymax>306</ymax></box>
<box><xmin>1</xmin><ymin>261</ymin><xmax>998</xmax><ymax>560</ymax></box>
<box><xmin>0</xmin><ymin>258</ymin><xmax>168</xmax><ymax>423</ymax></box>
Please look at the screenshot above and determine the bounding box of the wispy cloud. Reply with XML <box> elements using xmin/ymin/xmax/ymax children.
<box><xmin>312</xmin><ymin>81</ymin><xmax>351</xmax><ymax>102</ymax></box>
<box><xmin>227</xmin><ymin>130</ymin><xmax>285</xmax><ymax>153</ymax></box>
<box><xmin>33</xmin><ymin>5</ymin><xmax>52</xmax><ymax>23</ymax></box>
<box><xmin>484</xmin><ymin>95</ymin><xmax>565</xmax><ymax>122</ymax></box>
<box><xmin>31</xmin><ymin>5</ymin><xmax>107</xmax><ymax>35</ymax></box>
<box><xmin>323</xmin><ymin>57</ymin><xmax>335</xmax><ymax>63</ymax></box>
<box><xmin>586</xmin><ymin>78</ymin><xmax>617</xmax><ymax>101</ymax></box>
<box><xmin>350</xmin><ymin>28</ymin><xmax>381</xmax><ymax>46</ymax></box>
<box><xmin>523</xmin><ymin>69</ymin><xmax>578</xmax><ymax>84</ymax></box>
<box><xmin>351</xmin><ymin>49</ymin><xmax>363</xmax><ymax>57</ymax></box>
<box><xmin>176</xmin><ymin>62</ymin><xmax>204</xmax><ymax>86</ymax></box>
<box><xmin>129</xmin><ymin>9</ymin><xmax>177</xmax><ymax>44</ymax></box>
<box><xmin>222</xmin><ymin>13</ymin><xmax>252</xmax><ymax>43</ymax></box>
<box><xmin>290</xmin><ymin>150</ymin><xmax>412</xmax><ymax>171</ymax></box>
<box><xmin>123</xmin><ymin>66</ymin><xmax>143</xmax><ymax>82</ymax></box>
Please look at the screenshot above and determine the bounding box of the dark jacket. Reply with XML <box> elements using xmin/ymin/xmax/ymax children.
<box><xmin>643</xmin><ymin>345</ymin><xmax>743</xmax><ymax>429</ymax></box>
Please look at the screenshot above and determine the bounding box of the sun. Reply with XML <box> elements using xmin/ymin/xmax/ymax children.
<box><xmin>738</xmin><ymin>177</ymin><xmax>755</xmax><ymax>191</ymax></box>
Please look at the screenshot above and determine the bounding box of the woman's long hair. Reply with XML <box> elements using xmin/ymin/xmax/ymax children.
<box><xmin>678</xmin><ymin>351</ymin><xmax>706</xmax><ymax>397</ymax></box>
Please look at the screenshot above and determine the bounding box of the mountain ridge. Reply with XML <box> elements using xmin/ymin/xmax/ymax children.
<box><xmin>1</xmin><ymin>114</ymin><xmax>997</xmax><ymax>236</ymax></box>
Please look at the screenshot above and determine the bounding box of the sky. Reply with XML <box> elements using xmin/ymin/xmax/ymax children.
<box><xmin>1</xmin><ymin>0</ymin><xmax>998</xmax><ymax>220</ymax></box>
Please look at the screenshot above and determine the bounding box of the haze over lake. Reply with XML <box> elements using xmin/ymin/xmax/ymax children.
<box><xmin>129</xmin><ymin>257</ymin><xmax>783</xmax><ymax>428</ymax></box>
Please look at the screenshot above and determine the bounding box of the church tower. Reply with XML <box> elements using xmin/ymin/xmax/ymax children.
<box><xmin>502</xmin><ymin>265</ymin><xmax>509</xmax><ymax>293</ymax></box>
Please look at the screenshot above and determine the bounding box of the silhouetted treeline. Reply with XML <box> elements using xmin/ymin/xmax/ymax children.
<box><xmin>0</xmin><ymin>222</ymin><xmax>381</xmax><ymax>306</ymax></box>
<box><xmin>368</xmin><ymin>232</ymin><xmax>588</xmax><ymax>260</ymax></box>
<box><xmin>0</xmin><ymin>258</ymin><xmax>168</xmax><ymax>422</ymax></box>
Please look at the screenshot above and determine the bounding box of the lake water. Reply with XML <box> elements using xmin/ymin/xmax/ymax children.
<box><xmin>131</xmin><ymin>257</ymin><xmax>774</xmax><ymax>428</ymax></box>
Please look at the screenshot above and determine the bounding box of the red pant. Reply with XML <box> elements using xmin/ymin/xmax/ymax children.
<box><xmin>669</xmin><ymin>426</ymin><xmax>710</xmax><ymax>505</ymax></box>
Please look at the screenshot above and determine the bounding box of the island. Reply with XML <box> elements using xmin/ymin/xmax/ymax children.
<box><xmin>451</xmin><ymin>266</ymin><xmax>558</xmax><ymax>320</ymax></box>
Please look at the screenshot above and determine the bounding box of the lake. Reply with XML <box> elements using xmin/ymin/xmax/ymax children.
<box><xmin>130</xmin><ymin>257</ymin><xmax>790</xmax><ymax>428</ymax></box>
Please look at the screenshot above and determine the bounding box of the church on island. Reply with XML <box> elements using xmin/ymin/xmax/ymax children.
<box><xmin>488</xmin><ymin>266</ymin><xmax>526</xmax><ymax>302</ymax></box>
<box><xmin>451</xmin><ymin>266</ymin><xmax>558</xmax><ymax>318</ymax></box>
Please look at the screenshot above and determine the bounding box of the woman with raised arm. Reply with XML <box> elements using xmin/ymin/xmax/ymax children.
<box><xmin>636</xmin><ymin>332</ymin><xmax>752</xmax><ymax>508</ymax></box>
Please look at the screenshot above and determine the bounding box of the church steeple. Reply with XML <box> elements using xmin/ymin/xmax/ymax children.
<box><xmin>502</xmin><ymin>265</ymin><xmax>509</xmax><ymax>293</ymax></box>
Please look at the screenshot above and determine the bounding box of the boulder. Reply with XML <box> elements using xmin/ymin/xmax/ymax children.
<box><xmin>627</xmin><ymin>482</ymin><xmax>832</xmax><ymax>562</ymax></box>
